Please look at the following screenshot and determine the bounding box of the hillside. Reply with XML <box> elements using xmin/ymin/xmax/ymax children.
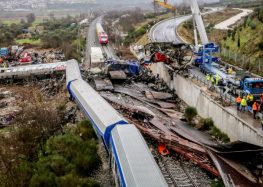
<box><xmin>221</xmin><ymin>8</ymin><xmax>263</xmax><ymax>58</ymax></box>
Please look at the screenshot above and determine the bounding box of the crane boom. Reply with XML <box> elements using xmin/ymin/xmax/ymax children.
<box><xmin>189</xmin><ymin>0</ymin><xmax>209</xmax><ymax>45</ymax></box>
<box><xmin>154</xmin><ymin>0</ymin><xmax>176</xmax><ymax>11</ymax></box>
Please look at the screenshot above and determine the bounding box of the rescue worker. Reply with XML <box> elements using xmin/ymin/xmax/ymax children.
<box><xmin>236</xmin><ymin>95</ymin><xmax>242</xmax><ymax>111</ymax></box>
<box><xmin>215</xmin><ymin>73</ymin><xmax>220</xmax><ymax>85</ymax></box>
<box><xmin>240</xmin><ymin>97</ymin><xmax>247</xmax><ymax>112</ymax></box>
<box><xmin>228</xmin><ymin>66</ymin><xmax>233</xmax><ymax>74</ymax></box>
<box><xmin>206</xmin><ymin>73</ymin><xmax>210</xmax><ymax>84</ymax></box>
<box><xmin>246</xmin><ymin>93</ymin><xmax>254</xmax><ymax>109</ymax></box>
<box><xmin>3</xmin><ymin>61</ymin><xmax>7</xmax><ymax>68</ymax></box>
<box><xmin>211</xmin><ymin>75</ymin><xmax>215</xmax><ymax>85</ymax></box>
<box><xmin>252</xmin><ymin>102</ymin><xmax>258</xmax><ymax>119</ymax></box>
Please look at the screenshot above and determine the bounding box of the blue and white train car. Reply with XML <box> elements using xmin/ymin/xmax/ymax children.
<box><xmin>66</xmin><ymin>61</ymin><xmax>128</xmax><ymax>148</ymax></box>
<box><xmin>66</xmin><ymin>59</ymin><xmax>82</xmax><ymax>83</ymax></box>
<box><xmin>110</xmin><ymin>125</ymin><xmax>168</xmax><ymax>187</ymax></box>
<box><xmin>66</xmin><ymin>60</ymin><xmax>168</xmax><ymax>187</ymax></box>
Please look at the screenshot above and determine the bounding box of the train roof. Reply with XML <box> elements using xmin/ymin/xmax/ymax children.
<box><xmin>66</xmin><ymin>60</ymin><xmax>82</xmax><ymax>84</ymax></box>
<box><xmin>110</xmin><ymin>125</ymin><xmax>168</xmax><ymax>187</ymax></box>
<box><xmin>69</xmin><ymin>79</ymin><xmax>127</xmax><ymax>141</ymax></box>
<box><xmin>245</xmin><ymin>78</ymin><xmax>263</xmax><ymax>83</ymax></box>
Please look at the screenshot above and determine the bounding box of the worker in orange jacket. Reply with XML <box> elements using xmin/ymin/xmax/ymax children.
<box><xmin>236</xmin><ymin>95</ymin><xmax>242</xmax><ymax>111</ymax></box>
<box><xmin>252</xmin><ymin>102</ymin><xmax>258</xmax><ymax>119</ymax></box>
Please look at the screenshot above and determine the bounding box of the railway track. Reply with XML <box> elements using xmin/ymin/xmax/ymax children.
<box><xmin>101</xmin><ymin>45</ymin><xmax>119</xmax><ymax>60</ymax></box>
<box><xmin>153</xmin><ymin>151</ymin><xmax>199</xmax><ymax>187</ymax></box>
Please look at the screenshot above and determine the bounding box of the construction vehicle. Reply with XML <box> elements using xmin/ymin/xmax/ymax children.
<box><xmin>187</xmin><ymin>0</ymin><xmax>263</xmax><ymax>97</ymax></box>
<box><xmin>154</xmin><ymin>0</ymin><xmax>176</xmax><ymax>11</ymax></box>
<box><xmin>227</xmin><ymin>75</ymin><xmax>263</xmax><ymax>98</ymax></box>
<box><xmin>0</xmin><ymin>48</ymin><xmax>9</xmax><ymax>57</ymax></box>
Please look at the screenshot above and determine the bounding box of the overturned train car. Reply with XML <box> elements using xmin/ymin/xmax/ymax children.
<box><xmin>66</xmin><ymin>60</ymin><xmax>168</xmax><ymax>187</ymax></box>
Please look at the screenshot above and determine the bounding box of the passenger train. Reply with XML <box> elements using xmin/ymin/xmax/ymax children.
<box><xmin>96</xmin><ymin>23</ymin><xmax>109</xmax><ymax>45</ymax></box>
<box><xmin>66</xmin><ymin>60</ymin><xmax>168</xmax><ymax>187</ymax></box>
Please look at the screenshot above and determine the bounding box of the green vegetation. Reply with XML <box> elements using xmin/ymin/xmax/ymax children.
<box><xmin>0</xmin><ymin>14</ymin><xmax>85</xmax><ymax>62</ymax></box>
<box><xmin>0</xmin><ymin>101</ymin><xmax>100</xmax><ymax>187</ymax></box>
<box><xmin>123</xmin><ymin>23</ymin><xmax>153</xmax><ymax>46</ymax></box>
<box><xmin>220</xmin><ymin>0</ymin><xmax>262</xmax><ymax>8</ymax></box>
<box><xmin>15</xmin><ymin>38</ymin><xmax>42</xmax><ymax>45</ymax></box>
<box><xmin>184</xmin><ymin>107</ymin><xmax>198</xmax><ymax>123</ymax></box>
<box><xmin>0</xmin><ymin>21</ymin><xmax>31</xmax><ymax>46</ymax></box>
<box><xmin>211</xmin><ymin>179</ymin><xmax>225</xmax><ymax>187</ymax></box>
<box><xmin>2</xmin><ymin>19</ymin><xmax>20</xmax><ymax>26</ymax></box>
<box><xmin>106</xmin><ymin>9</ymin><xmax>172</xmax><ymax>46</ymax></box>
<box><xmin>30</xmin><ymin>133</ymin><xmax>100</xmax><ymax>187</ymax></box>
<box><xmin>200</xmin><ymin>118</ymin><xmax>230</xmax><ymax>143</ymax></box>
<box><xmin>221</xmin><ymin>8</ymin><xmax>263</xmax><ymax>58</ymax></box>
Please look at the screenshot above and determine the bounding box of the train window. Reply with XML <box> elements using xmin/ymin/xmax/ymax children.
<box><xmin>252</xmin><ymin>82</ymin><xmax>263</xmax><ymax>89</ymax></box>
<box><xmin>244</xmin><ymin>82</ymin><xmax>248</xmax><ymax>88</ymax></box>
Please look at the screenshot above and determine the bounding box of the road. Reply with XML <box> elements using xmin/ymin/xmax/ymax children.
<box><xmin>214</xmin><ymin>8</ymin><xmax>253</xmax><ymax>30</ymax></box>
<box><xmin>150</xmin><ymin>15</ymin><xmax>192</xmax><ymax>43</ymax></box>
<box><xmin>150</xmin><ymin>8</ymin><xmax>222</xmax><ymax>44</ymax></box>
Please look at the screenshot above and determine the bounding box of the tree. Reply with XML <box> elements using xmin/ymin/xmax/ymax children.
<box><xmin>29</xmin><ymin>133</ymin><xmax>101</xmax><ymax>187</ymax></box>
<box><xmin>0</xmin><ymin>102</ymin><xmax>63</xmax><ymax>187</ymax></box>
<box><xmin>26</xmin><ymin>13</ymin><xmax>36</xmax><ymax>24</ymax></box>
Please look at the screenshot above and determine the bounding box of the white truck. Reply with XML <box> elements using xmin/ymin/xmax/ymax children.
<box><xmin>90</xmin><ymin>47</ymin><xmax>105</xmax><ymax>68</ymax></box>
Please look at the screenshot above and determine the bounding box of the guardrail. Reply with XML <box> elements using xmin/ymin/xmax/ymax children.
<box><xmin>189</xmin><ymin>72</ymin><xmax>236</xmax><ymax>105</ymax></box>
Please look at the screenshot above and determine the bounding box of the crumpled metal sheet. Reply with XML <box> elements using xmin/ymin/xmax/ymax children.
<box><xmin>145</xmin><ymin>91</ymin><xmax>173</xmax><ymax>100</ymax></box>
<box><xmin>94</xmin><ymin>78</ymin><xmax>114</xmax><ymax>91</ymax></box>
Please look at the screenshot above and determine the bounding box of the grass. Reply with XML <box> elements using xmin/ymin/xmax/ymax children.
<box><xmin>136</xmin><ymin>33</ymin><xmax>149</xmax><ymax>45</ymax></box>
<box><xmin>209</xmin><ymin>126</ymin><xmax>230</xmax><ymax>143</ymax></box>
<box><xmin>198</xmin><ymin>118</ymin><xmax>230</xmax><ymax>143</ymax></box>
<box><xmin>15</xmin><ymin>38</ymin><xmax>42</xmax><ymax>46</ymax></box>
<box><xmin>28</xmin><ymin>18</ymin><xmax>43</xmax><ymax>32</ymax></box>
<box><xmin>211</xmin><ymin>179</ymin><xmax>224</xmax><ymax>187</ymax></box>
<box><xmin>2</xmin><ymin>19</ymin><xmax>20</xmax><ymax>26</ymax></box>
<box><xmin>222</xmin><ymin>18</ymin><xmax>263</xmax><ymax>58</ymax></box>
<box><xmin>0</xmin><ymin>127</ymin><xmax>11</xmax><ymax>134</ymax></box>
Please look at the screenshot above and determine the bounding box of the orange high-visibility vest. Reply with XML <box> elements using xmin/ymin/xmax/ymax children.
<box><xmin>253</xmin><ymin>103</ymin><xmax>257</xmax><ymax>111</ymax></box>
<box><xmin>236</xmin><ymin>97</ymin><xmax>241</xmax><ymax>103</ymax></box>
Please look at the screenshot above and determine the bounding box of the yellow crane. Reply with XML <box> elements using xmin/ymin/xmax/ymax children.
<box><xmin>154</xmin><ymin>0</ymin><xmax>176</xmax><ymax>11</ymax></box>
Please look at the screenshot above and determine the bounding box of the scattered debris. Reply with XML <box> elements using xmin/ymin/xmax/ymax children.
<box><xmin>109</xmin><ymin>70</ymin><xmax>127</xmax><ymax>80</ymax></box>
<box><xmin>145</xmin><ymin>91</ymin><xmax>173</xmax><ymax>100</ymax></box>
<box><xmin>0</xmin><ymin>46</ymin><xmax>65</xmax><ymax>68</ymax></box>
<box><xmin>94</xmin><ymin>78</ymin><xmax>114</xmax><ymax>91</ymax></box>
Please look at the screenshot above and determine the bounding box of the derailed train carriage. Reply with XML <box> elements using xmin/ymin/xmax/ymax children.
<box><xmin>66</xmin><ymin>60</ymin><xmax>168</xmax><ymax>187</ymax></box>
